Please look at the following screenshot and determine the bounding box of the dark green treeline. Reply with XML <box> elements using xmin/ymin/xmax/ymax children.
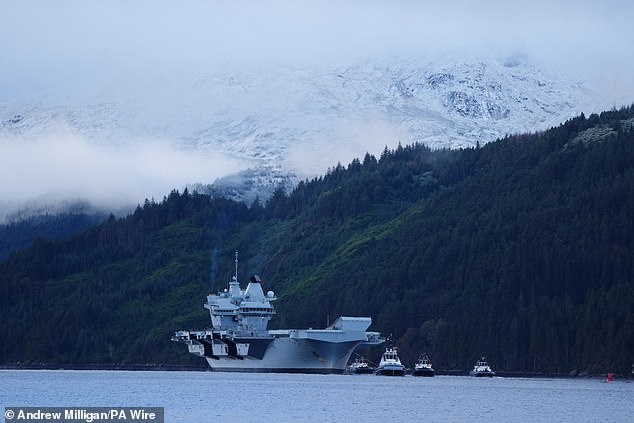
<box><xmin>1</xmin><ymin>106</ymin><xmax>633</xmax><ymax>373</ymax></box>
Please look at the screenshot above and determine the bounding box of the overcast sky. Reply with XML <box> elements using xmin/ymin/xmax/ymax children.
<box><xmin>1</xmin><ymin>1</ymin><xmax>633</xmax><ymax>219</ymax></box>
<box><xmin>2</xmin><ymin>0</ymin><xmax>633</xmax><ymax>99</ymax></box>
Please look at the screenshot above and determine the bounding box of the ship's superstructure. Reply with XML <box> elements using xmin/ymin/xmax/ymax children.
<box><xmin>172</xmin><ymin>253</ymin><xmax>384</xmax><ymax>373</ymax></box>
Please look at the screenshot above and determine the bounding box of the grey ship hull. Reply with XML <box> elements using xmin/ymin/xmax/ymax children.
<box><xmin>375</xmin><ymin>365</ymin><xmax>406</xmax><ymax>376</ymax></box>
<box><xmin>469</xmin><ymin>370</ymin><xmax>495</xmax><ymax>377</ymax></box>
<box><xmin>204</xmin><ymin>337</ymin><xmax>360</xmax><ymax>374</ymax></box>
<box><xmin>174</xmin><ymin>318</ymin><xmax>383</xmax><ymax>374</ymax></box>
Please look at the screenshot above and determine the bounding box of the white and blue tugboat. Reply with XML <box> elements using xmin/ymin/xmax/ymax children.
<box><xmin>374</xmin><ymin>346</ymin><xmax>406</xmax><ymax>376</ymax></box>
<box><xmin>469</xmin><ymin>356</ymin><xmax>495</xmax><ymax>377</ymax></box>
<box><xmin>412</xmin><ymin>353</ymin><xmax>435</xmax><ymax>377</ymax></box>
<box><xmin>345</xmin><ymin>356</ymin><xmax>375</xmax><ymax>374</ymax></box>
<box><xmin>172</xmin><ymin>252</ymin><xmax>384</xmax><ymax>373</ymax></box>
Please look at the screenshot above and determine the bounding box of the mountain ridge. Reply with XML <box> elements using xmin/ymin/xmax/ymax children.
<box><xmin>1</xmin><ymin>53</ymin><xmax>601</xmax><ymax>218</ymax></box>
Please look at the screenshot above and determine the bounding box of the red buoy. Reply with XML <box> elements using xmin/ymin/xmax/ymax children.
<box><xmin>606</xmin><ymin>372</ymin><xmax>614</xmax><ymax>382</ymax></box>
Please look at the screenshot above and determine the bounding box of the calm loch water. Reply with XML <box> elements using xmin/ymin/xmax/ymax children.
<box><xmin>1</xmin><ymin>370</ymin><xmax>632</xmax><ymax>422</ymax></box>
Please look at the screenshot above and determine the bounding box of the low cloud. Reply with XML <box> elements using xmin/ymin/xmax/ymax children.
<box><xmin>0</xmin><ymin>128</ymin><xmax>247</xmax><ymax>221</ymax></box>
<box><xmin>287</xmin><ymin>116</ymin><xmax>410</xmax><ymax>177</ymax></box>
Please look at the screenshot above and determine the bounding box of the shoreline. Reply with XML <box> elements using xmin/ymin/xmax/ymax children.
<box><xmin>0</xmin><ymin>363</ymin><xmax>209</xmax><ymax>371</ymax></box>
<box><xmin>435</xmin><ymin>369</ymin><xmax>626</xmax><ymax>379</ymax></box>
<box><xmin>1</xmin><ymin>363</ymin><xmax>629</xmax><ymax>379</ymax></box>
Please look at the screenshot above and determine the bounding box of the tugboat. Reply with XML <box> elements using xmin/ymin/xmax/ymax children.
<box><xmin>469</xmin><ymin>356</ymin><xmax>495</xmax><ymax>377</ymax></box>
<box><xmin>412</xmin><ymin>353</ymin><xmax>435</xmax><ymax>377</ymax></box>
<box><xmin>374</xmin><ymin>346</ymin><xmax>406</xmax><ymax>376</ymax></box>
<box><xmin>171</xmin><ymin>252</ymin><xmax>384</xmax><ymax>373</ymax></box>
<box><xmin>345</xmin><ymin>356</ymin><xmax>374</xmax><ymax>374</ymax></box>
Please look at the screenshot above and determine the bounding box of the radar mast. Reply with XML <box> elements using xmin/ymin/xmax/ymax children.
<box><xmin>234</xmin><ymin>250</ymin><xmax>239</xmax><ymax>282</ymax></box>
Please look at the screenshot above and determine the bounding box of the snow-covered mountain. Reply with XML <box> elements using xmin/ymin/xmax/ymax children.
<box><xmin>1</xmin><ymin>53</ymin><xmax>600</xmax><ymax>212</ymax></box>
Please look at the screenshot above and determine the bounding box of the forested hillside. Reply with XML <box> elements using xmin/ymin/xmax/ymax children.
<box><xmin>0</xmin><ymin>212</ymin><xmax>106</xmax><ymax>262</ymax></box>
<box><xmin>1</xmin><ymin>106</ymin><xmax>633</xmax><ymax>374</ymax></box>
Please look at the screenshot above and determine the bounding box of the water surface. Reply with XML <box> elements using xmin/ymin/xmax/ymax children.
<box><xmin>1</xmin><ymin>370</ymin><xmax>631</xmax><ymax>422</ymax></box>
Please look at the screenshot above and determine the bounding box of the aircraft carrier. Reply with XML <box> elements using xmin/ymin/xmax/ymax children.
<box><xmin>171</xmin><ymin>253</ymin><xmax>384</xmax><ymax>373</ymax></box>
